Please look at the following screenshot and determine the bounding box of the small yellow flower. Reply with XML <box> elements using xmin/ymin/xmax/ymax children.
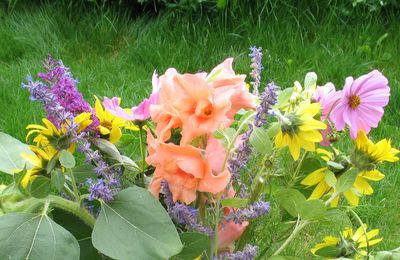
<box><xmin>312</xmin><ymin>224</ymin><xmax>382</xmax><ymax>259</ymax></box>
<box><xmin>275</xmin><ymin>102</ymin><xmax>326</xmax><ymax>160</ymax></box>
<box><xmin>94</xmin><ymin>96</ymin><xmax>126</xmax><ymax>143</ymax></box>
<box><xmin>26</xmin><ymin>113</ymin><xmax>92</xmax><ymax>152</ymax></box>
<box><xmin>20</xmin><ymin>145</ymin><xmax>57</xmax><ymax>187</ymax></box>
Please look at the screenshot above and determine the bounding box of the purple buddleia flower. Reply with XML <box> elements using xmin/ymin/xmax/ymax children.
<box><xmin>39</xmin><ymin>55</ymin><xmax>91</xmax><ymax>117</ymax></box>
<box><xmin>219</xmin><ymin>244</ymin><xmax>259</xmax><ymax>260</ymax></box>
<box><xmin>160</xmin><ymin>180</ymin><xmax>213</xmax><ymax>236</ymax></box>
<box><xmin>225</xmin><ymin>200</ymin><xmax>270</xmax><ymax>224</ymax></box>
<box><xmin>22</xmin><ymin>55</ymin><xmax>93</xmax><ymax>128</ymax></box>
<box><xmin>254</xmin><ymin>82</ymin><xmax>280</xmax><ymax>127</ymax></box>
<box><xmin>249</xmin><ymin>46</ymin><xmax>263</xmax><ymax>96</ymax></box>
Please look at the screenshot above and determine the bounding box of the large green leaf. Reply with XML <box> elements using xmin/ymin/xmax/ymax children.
<box><xmin>59</xmin><ymin>150</ymin><xmax>76</xmax><ymax>168</ymax></box>
<box><xmin>92</xmin><ymin>187</ymin><xmax>183</xmax><ymax>260</ymax></box>
<box><xmin>0</xmin><ymin>212</ymin><xmax>80</xmax><ymax>260</ymax></box>
<box><xmin>0</xmin><ymin>132</ymin><xmax>34</xmax><ymax>174</ymax></box>
<box><xmin>52</xmin><ymin>208</ymin><xmax>102</xmax><ymax>260</ymax></box>
<box><xmin>173</xmin><ymin>232</ymin><xmax>210</xmax><ymax>260</ymax></box>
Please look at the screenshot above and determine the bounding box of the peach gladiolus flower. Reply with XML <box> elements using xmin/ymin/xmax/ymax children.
<box><xmin>146</xmin><ymin>132</ymin><xmax>230</xmax><ymax>204</ymax></box>
<box><xmin>207</xmin><ymin>58</ymin><xmax>256</xmax><ymax>122</ymax></box>
<box><xmin>150</xmin><ymin>58</ymin><xmax>256</xmax><ymax>143</ymax></box>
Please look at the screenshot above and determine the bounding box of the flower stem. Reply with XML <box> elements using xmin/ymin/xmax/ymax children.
<box><xmin>138</xmin><ymin>125</ymin><xmax>146</xmax><ymax>187</ymax></box>
<box><xmin>272</xmin><ymin>218</ymin><xmax>310</xmax><ymax>256</ymax></box>
<box><xmin>348</xmin><ymin>208</ymin><xmax>370</xmax><ymax>258</ymax></box>
<box><xmin>48</xmin><ymin>195</ymin><xmax>96</xmax><ymax>228</ymax></box>
<box><xmin>67</xmin><ymin>168</ymin><xmax>80</xmax><ymax>202</ymax></box>
<box><xmin>213</xmin><ymin>194</ymin><xmax>222</xmax><ymax>258</ymax></box>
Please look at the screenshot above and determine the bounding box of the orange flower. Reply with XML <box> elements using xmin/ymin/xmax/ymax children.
<box><xmin>147</xmin><ymin>133</ymin><xmax>230</xmax><ymax>204</ymax></box>
<box><xmin>207</xmin><ymin>58</ymin><xmax>256</xmax><ymax>122</ymax></box>
<box><xmin>150</xmin><ymin>59</ymin><xmax>256</xmax><ymax>143</ymax></box>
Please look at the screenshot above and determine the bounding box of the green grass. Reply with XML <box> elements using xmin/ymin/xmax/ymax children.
<box><xmin>0</xmin><ymin>2</ymin><xmax>399</xmax><ymax>258</ymax></box>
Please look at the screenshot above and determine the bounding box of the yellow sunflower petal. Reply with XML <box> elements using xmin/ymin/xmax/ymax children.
<box><xmin>343</xmin><ymin>190</ymin><xmax>360</xmax><ymax>206</ymax></box>
<box><xmin>352</xmin><ymin>224</ymin><xmax>368</xmax><ymax>242</ymax></box>
<box><xmin>109</xmin><ymin>126</ymin><xmax>122</xmax><ymax>143</ymax></box>
<box><xmin>360</xmin><ymin>170</ymin><xmax>385</xmax><ymax>181</ymax></box>
<box><xmin>98</xmin><ymin>125</ymin><xmax>111</xmax><ymax>135</ymax></box>
<box><xmin>275</xmin><ymin>131</ymin><xmax>285</xmax><ymax>148</ymax></box>
<box><xmin>358</xmin><ymin>237</ymin><xmax>383</xmax><ymax>248</ymax></box>
<box><xmin>309</xmin><ymin>180</ymin><xmax>330</xmax><ymax>200</ymax></box>
<box><xmin>353</xmin><ymin>176</ymin><xmax>373</xmax><ymax>195</ymax></box>
<box><xmin>288</xmin><ymin>135</ymin><xmax>301</xmax><ymax>160</ymax></box>
<box><xmin>301</xmin><ymin>167</ymin><xmax>326</xmax><ymax>186</ymax></box>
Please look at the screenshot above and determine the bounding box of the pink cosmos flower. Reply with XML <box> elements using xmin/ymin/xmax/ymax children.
<box><xmin>103</xmin><ymin>71</ymin><xmax>160</xmax><ymax>122</ymax></box>
<box><xmin>330</xmin><ymin>70</ymin><xmax>390</xmax><ymax>139</ymax></box>
<box><xmin>313</xmin><ymin>82</ymin><xmax>341</xmax><ymax>117</ymax></box>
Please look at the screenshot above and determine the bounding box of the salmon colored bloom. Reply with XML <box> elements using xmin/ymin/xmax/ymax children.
<box><xmin>218</xmin><ymin>209</ymin><xmax>249</xmax><ymax>252</ymax></box>
<box><xmin>330</xmin><ymin>70</ymin><xmax>390</xmax><ymax>139</ymax></box>
<box><xmin>146</xmin><ymin>133</ymin><xmax>230</xmax><ymax>204</ymax></box>
<box><xmin>206</xmin><ymin>58</ymin><xmax>257</xmax><ymax>121</ymax></box>
<box><xmin>150</xmin><ymin>58</ymin><xmax>256</xmax><ymax>143</ymax></box>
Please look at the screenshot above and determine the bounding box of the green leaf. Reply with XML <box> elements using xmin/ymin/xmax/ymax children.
<box><xmin>92</xmin><ymin>187</ymin><xmax>183</xmax><ymax>259</ymax></box>
<box><xmin>0</xmin><ymin>132</ymin><xmax>34</xmax><ymax>174</ymax></box>
<box><xmin>277</xmin><ymin>87</ymin><xmax>293</xmax><ymax>108</ymax></box>
<box><xmin>274</xmin><ymin>188</ymin><xmax>306</xmax><ymax>217</ymax></box>
<box><xmin>249</xmin><ymin>126</ymin><xmax>272</xmax><ymax>154</ymax></box>
<box><xmin>212</xmin><ymin>127</ymin><xmax>236</xmax><ymax>148</ymax></box>
<box><xmin>314</xmin><ymin>245</ymin><xmax>341</xmax><ymax>257</ymax></box>
<box><xmin>173</xmin><ymin>232</ymin><xmax>210</xmax><ymax>260</ymax></box>
<box><xmin>324</xmin><ymin>170</ymin><xmax>337</xmax><ymax>187</ymax></box>
<box><xmin>327</xmin><ymin>161</ymin><xmax>344</xmax><ymax>170</ymax></box>
<box><xmin>71</xmin><ymin>164</ymin><xmax>96</xmax><ymax>183</ymax></box>
<box><xmin>267</xmin><ymin>123</ymin><xmax>280</xmax><ymax>138</ymax></box>
<box><xmin>296</xmin><ymin>200</ymin><xmax>327</xmax><ymax>220</ymax></box>
<box><xmin>52</xmin><ymin>208</ymin><xmax>101</xmax><ymax>260</ymax></box>
<box><xmin>92</xmin><ymin>138</ymin><xmax>123</xmax><ymax>162</ymax></box>
<box><xmin>221</xmin><ymin>198</ymin><xmax>248</xmax><ymax>208</ymax></box>
<box><xmin>299</xmin><ymin>158</ymin><xmax>322</xmax><ymax>175</ymax></box>
<box><xmin>59</xmin><ymin>150</ymin><xmax>76</xmax><ymax>168</ymax></box>
<box><xmin>13</xmin><ymin>166</ymin><xmax>26</xmax><ymax>187</ymax></box>
<box><xmin>51</xmin><ymin>169</ymin><xmax>65</xmax><ymax>192</ymax></box>
<box><xmin>29</xmin><ymin>176</ymin><xmax>51</xmax><ymax>198</ymax></box>
<box><xmin>0</xmin><ymin>212</ymin><xmax>80</xmax><ymax>260</ymax></box>
<box><xmin>335</xmin><ymin>169</ymin><xmax>358</xmax><ymax>193</ymax></box>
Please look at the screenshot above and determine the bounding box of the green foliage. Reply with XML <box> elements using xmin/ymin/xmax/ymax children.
<box><xmin>173</xmin><ymin>232</ymin><xmax>210</xmax><ymax>260</ymax></box>
<box><xmin>28</xmin><ymin>176</ymin><xmax>51</xmax><ymax>198</ymax></box>
<box><xmin>221</xmin><ymin>198</ymin><xmax>248</xmax><ymax>208</ymax></box>
<box><xmin>92</xmin><ymin>187</ymin><xmax>183</xmax><ymax>259</ymax></box>
<box><xmin>249</xmin><ymin>126</ymin><xmax>273</xmax><ymax>155</ymax></box>
<box><xmin>59</xmin><ymin>150</ymin><xmax>76</xmax><ymax>168</ymax></box>
<box><xmin>0</xmin><ymin>212</ymin><xmax>80</xmax><ymax>259</ymax></box>
<box><xmin>0</xmin><ymin>132</ymin><xmax>33</xmax><ymax>174</ymax></box>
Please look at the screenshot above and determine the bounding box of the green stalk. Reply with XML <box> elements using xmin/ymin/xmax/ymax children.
<box><xmin>138</xmin><ymin>125</ymin><xmax>146</xmax><ymax>187</ymax></box>
<box><xmin>348</xmin><ymin>208</ymin><xmax>370</xmax><ymax>258</ymax></box>
<box><xmin>66</xmin><ymin>169</ymin><xmax>80</xmax><ymax>202</ymax></box>
<box><xmin>48</xmin><ymin>195</ymin><xmax>96</xmax><ymax>228</ymax></box>
<box><xmin>272</xmin><ymin>219</ymin><xmax>310</xmax><ymax>256</ymax></box>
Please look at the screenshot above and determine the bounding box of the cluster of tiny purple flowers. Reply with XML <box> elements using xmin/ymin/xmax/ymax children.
<box><xmin>225</xmin><ymin>200</ymin><xmax>270</xmax><ymax>224</ymax></box>
<box><xmin>161</xmin><ymin>180</ymin><xmax>214</xmax><ymax>236</ymax></box>
<box><xmin>249</xmin><ymin>46</ymin><xmax>263</xmax><ymax>96</ymax></box>
<box><xmin>219</xmin><ymin>244</ymin><xmax>259</xmax><ymax>260</ymax></box>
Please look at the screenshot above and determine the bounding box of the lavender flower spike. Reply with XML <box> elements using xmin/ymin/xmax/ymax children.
<box><xmin>225</xmin><ymin>200</ymin><xmax>270</xmax><ymax>224</ymax></box>
<box><xmin>219</xmin><ymin>244</ymin><xmax>259</xmax><ymax>260</ymax></box>
<box><xmin>254</xmin><ymin>82</ymin><xmax>280</xmax><ymax>127</ymax></box>
<box><xmin>160</xmin><ymin>180</ymin><xmax>213</xmax><ymax>236</ymax></box>
<box><xmin>249</xmin><ymin>46</ymin><xmax>263</xmax><ymax>96</ymax></box>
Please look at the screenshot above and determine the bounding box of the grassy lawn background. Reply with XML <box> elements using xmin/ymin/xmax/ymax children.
<box><xmin>0</xmin><ymin>2</ymin><xmax>399</xmax><ymax>258</ymax></box>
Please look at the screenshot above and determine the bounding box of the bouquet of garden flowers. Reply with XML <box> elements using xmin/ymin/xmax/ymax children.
<box><xmin>0</xmin><ymin>48</ymin><xmax>398</xmax><ymax>260</ymax></box>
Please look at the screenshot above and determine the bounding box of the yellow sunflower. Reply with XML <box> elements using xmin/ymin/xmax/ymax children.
<box><xmin>94</xmin><ymin>96</ymin><xmax>126</xmax><ymax>143</ymax></box>
<box><xmin>312</xmin><ymin>224</ymin><xmax>382</xmax><ymax>259</ymax></box>
<box><xmin>275</xmin><ymin>102</ymin><xmax>326</xmax><ymax>160</ymax></box>
<box><xmin>26</xmin><ymin>112</ymin><xmax>92</xmax><ymax>152</ymax></box>
<box><xmin>20</xmin><ymin>145</ymin><xmax>57</xmax><ymax>187</ymax></box>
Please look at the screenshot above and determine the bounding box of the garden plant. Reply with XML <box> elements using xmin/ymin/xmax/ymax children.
<box><xmin>0</xmin><ymin>1</ymin><xmax>399</xmax><ymax>260</ymax></box>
